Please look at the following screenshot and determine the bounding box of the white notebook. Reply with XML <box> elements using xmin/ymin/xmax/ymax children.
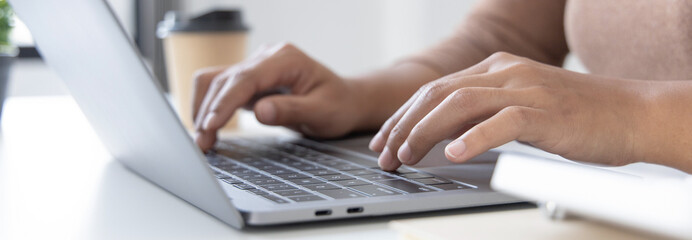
<box><xmin>491</xmin><ymin>152</ymin><xmax>692</xmax><ymax>239</ymax></box>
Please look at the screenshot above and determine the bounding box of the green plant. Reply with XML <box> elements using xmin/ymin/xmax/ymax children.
<box><xmin>0</xmin><ymin>0</ymin><xmax>15</xmax><ymax>55</ymax></box>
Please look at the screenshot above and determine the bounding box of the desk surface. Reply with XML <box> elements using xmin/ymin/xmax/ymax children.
<box><xmin>2</xmin><ymin>96</ymin><xmax>652</xmax><ymax>240</ymax></box>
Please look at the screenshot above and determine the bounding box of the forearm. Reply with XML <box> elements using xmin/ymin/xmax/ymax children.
<box><xmin>345</xmin><ymin>0</ymin><xmax>569</xmax><ymax>132</ymax></box>
<box><xmin>347</xmin><ymin>62</ymin><xmax>441</xmax><ymax>131</ymax></box>
<box><xmin>405</xmin><ymin>0</ymin><xmax>569</xmax><ymax>77</ymax></box>
<box><xmin>638</xmin><ymin>81</ymin><xmax>692</xmax><ymax>173</ymax></box>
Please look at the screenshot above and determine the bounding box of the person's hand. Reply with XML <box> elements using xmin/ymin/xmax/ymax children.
<box><xmin>369</xmin><ymin>52</ymin><xmax>654</xmax><ymax>171</ymax></box>
<box><xmin>193</xmin><ymin>43</ymin><xmax>366</xmax><ymax>151</ymax></box>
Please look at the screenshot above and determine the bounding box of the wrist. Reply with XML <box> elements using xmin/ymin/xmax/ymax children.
<box><xmin>635</xmin><ymin>81</ymin><xmax>692</xmax><ymax>172</ymax></box>
<box><xmin>346</xmin><ymin>62</ymin><xmax>441</xmax><ymax>132</ymax></box>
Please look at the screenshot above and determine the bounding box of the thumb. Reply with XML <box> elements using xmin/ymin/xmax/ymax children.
<box><xmin>254</xmin><ymin>95</ymin><xmax>317</xmax><ymax>127</ymax></box>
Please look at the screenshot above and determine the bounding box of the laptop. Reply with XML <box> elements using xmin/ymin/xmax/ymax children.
<box><xmin>10</xmin><ymin>0</ymin><xmax>521</xmax><ymax>228</ymax></box>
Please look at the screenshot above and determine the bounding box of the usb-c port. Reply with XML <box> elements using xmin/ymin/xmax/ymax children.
<box><xmin>315</xmin><ymin>210</ymin><xmax>332</xmax><ymax>216</ymax></box>
<box><xmin>347</xmin><ymin>207</ymin><xmax>363</xmax><ymax>214</ymax></box>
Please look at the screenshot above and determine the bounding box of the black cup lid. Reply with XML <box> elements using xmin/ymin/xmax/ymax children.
<box><xmin>157</xmin><ymin>10</ymin><xmax>249</xmax><ymax>38</ymax></box>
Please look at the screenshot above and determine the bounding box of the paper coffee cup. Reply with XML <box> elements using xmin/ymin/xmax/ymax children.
<box><xmin>158</xmin><ymin>10</ymin><xmax>249</xmax><ymax>132</ymax></box>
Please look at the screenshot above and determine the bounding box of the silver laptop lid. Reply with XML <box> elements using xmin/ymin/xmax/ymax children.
<box><xmin>10</xmin><ymin>0</ymin><xmax>244</xmax><ymax>228</ymax></box>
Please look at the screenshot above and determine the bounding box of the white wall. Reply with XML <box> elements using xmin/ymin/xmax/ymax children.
<box><xmin>181</xmin><ymin>0</ymin><xmax>479</xmax><ymax>76</ymax></box>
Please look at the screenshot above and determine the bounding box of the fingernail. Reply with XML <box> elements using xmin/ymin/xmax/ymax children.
<box><xmin>369</xmin><ymin>132</ymin><xmax>384</xmax><ymax>152</ymax></box>
<box><xmin>378</xmin><ymin>147</ymin><xmax>399</xmax><ymax>171</ymax></box>
<box><xmin>397</xmin><ymin>141</ymin><xmax>412</xmax><ymax>164</ymax></box>
<box><xmin>445</xmin><ymin>139</ymin><xmax>466</xmax><ymax>159</ymax></box>
<box><xmin>256</xmin><ymin>101</ymin><xmax>276</xmax><ymax>124</ymax></box>
<box><xmin>299</xmin><ymin>124</ymin><xmax>316</xmax><ymax>136</ymax></box>
<box><xmin>202</xmin><ymin>113</ymin><xmax>216</xmax><ymax>130</ymax></box>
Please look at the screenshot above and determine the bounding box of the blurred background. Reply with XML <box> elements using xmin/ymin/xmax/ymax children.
<box><xmin>8</xmin><ymin>0</ymin><xmax>585</xmax><ymax>99</ymax></box>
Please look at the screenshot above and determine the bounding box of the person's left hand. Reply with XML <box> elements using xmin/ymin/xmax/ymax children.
<box><xmin>369</xmin><ymin>52</ymin><xmax>654</xmax><ymax>171</ymax></box>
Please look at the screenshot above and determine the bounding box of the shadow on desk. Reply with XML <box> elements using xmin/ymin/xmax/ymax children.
<box><xmin>85</xmin><ymin>160</ymin><xmax>534</xmax><ymax>239</ymax></box>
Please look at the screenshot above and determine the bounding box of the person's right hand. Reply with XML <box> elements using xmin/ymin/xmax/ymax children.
<box><xmin>193</xmin><ymin>43</ymin><xmax>367</xmax><ymax>152</ymax></box>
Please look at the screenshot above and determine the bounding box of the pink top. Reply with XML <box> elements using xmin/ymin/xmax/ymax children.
<box><xmin>409</xmin><ymin>0</ymin><xmax>692</xmax><ymax>80</ymax></box>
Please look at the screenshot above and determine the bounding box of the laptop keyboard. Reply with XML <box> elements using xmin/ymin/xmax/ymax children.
<box><xmin>208</xmin><ymin>139</ymin><xmax>475</xmax><ymax>204</ymax></box>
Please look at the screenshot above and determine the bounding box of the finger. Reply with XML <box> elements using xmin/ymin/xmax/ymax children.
<box><xmin>194</xmin><ymin>130</ymin><xmax>217</xmax><ymax>153</ymax></box>
<box><xmin>378</xmin><ymin>75</ymin><xmax>503</xmax><ymax>170</ymax></box>
<box><xmin>445</xmin><ymin>106</ymin><xmax>546</xmax><ymax>163</ymax></box>
<box><xmin>194</xmin><ymin>43</ymin><xmax>311</xmax><ymax>152</ymax></box>
<box><xmin>194</xmin><ymin>69</ymin><xmax>234</xmax><ymax>130</ymax></box>
<box><xmin>369</xmin><ymin>90</ymin><xmax>420</xmax><ymax>152</ymax></box>
<box><xmin>253</xmin><ymin>94</ymin><xmax>319</xmax><ymax>127</ymax></box>
<box><xmin>201</xmin><ymin>44</ymin><xmax>313</xmax><ymax>133</ymax></box>
<box><xmin>193</xmin><ymin>47</ymin><xmax>276</xmax><ymax>130</ymax></box>
<box><xmin>368</xmin><ymin>60</ymin><xmax>496</xmax><ymax>153</ymax></box>
<box><xmin>194</xmin><ymin>44</ymin><xmax>280</xmax><ymax>125</ymax></box>
<box><xmin>378</xmin><ymin>146</ymin><xmax>402</xmax><ymax>172</ymax></box>
<box><xmin>192</xmin><ymin>67</ymin><xmax>226</xmax><ymax>120</ymax></box>
<box><xmin>399</xmin><ymin>88</ymin><xmax>539</xmax><ymax>166</ymax></box>
<box><xmin>194</xmin><ymin>70</ymin><xmax>235</xmax><ymax>152</ymax></box>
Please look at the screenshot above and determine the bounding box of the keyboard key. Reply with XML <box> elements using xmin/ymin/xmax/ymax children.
<box><xmin>263</xmin><ymin>168</ymin><xmax>296</xmax><ymax>175</ymax></box>
<box><xmin>292</xmin><ymin>164</ymin><xmax>322</xmax><ymax>171</ymax></box>
<box><xmin>256</xmin><ymin>165</ymin><xmax>279</xmax><ymax>171</ymax></box>
<box><xmin>361</xmin><ymin>174</ymin><xmax>396</xmax><ymax>181</ymax></box>
<box><xmin>247</xmin><ymin>178</ymin><xmax>282</xmax><ymax>186</ymax></box>
<box><xmin>306</xmin><ymin>169</ymin><xmax>339</xmax><ymax>176</ymax></box>
<box><xmin>344</xmin><ymin>169</ymin><xmax>377</xmax><ymax>176</ymax></box>
<box><xmin>260</xmin><ymin>194</ymin><xmax>289</xmax><ymax>204</ymax></box>
<box><xmin>273</xmin><ymin>189</ymin><xmax>312</xmax><ymax>197</ymax></box>
<box><xmin>288</xmin><ymin>195</ymin><xmax>325</xmax><ymax>202</ymax></box>
<box><xmin>303</xmin><ymin>183</ymin><xmax>340</xmax><ymax>191</ymax></box>
<box><xmin>216</xmin><ymin>149</ymin><xmax>251</xmax><ymax>160</ymax></box>
<box><xmin>233</xmin><ymin>156</ymin><xmax>256</xmax><ymax>163</ymax></box>
<box><xmin>378</xmin><ymin>180</ymin><xmax>436</xmax><ymax>193</ymax></box>
<box><xmin>332</xmin><ymin>179</ymin><xmax>371</xmax><ymax>187</ymax></box>
<box><xmin>288</xmin><ymin>178</ymin><xmax>325</xmax><ymax>185</ymax></box>
<box><xmin>350</xmin><ymin>185</ymin><xmax>402</xmax><ymax>197</ymax></box>
<box><xmin>312</xmin><ymin>156</ymin><xmax>336</xmax><ymax>163</ymax></box>
<box><xmin>235</xmin><ymin>173</ymin><xmax>269</xmax><ymax>180</ymax></box>
<box><xmin>321</xmin><ymin>174</ymin><xmax>355</xmax><ymax>181</ymax></box>
<box><xmin>247</xmin><ymin>160</ymin><xmax>273</xmax><ymax>167</ymax></box>
<box><xmin>433</xmin><ymin>183</ymin><xmax>469</xmax><ymax>191</ymax></box>
<box><xmin>217</xmin><ymin>164</ymin><xmax>244</xmax><ymax>172</ymax></box>
<box><xmin>293</xmin><ymin>142</ymin><xmax>381</xmax><ymax>168</ymax></box>
<box><xmin>400</xmin><ymin>173</ymin><xmax>435</xmax><ymax>179</ymax></box>
<box><xmin>272</xmin><ymin>157</ymin><xmax>299</xmax><ymax>165</ymax></box>
<box><xmin>232</xmin><ymin>183</ymin><xmax>255</xmax><ymax>190</ymax></box>
<box><xmin>318</xmin><ymin>160</ymin><xmax>346</xmax><ymax>167</ymax></box>
<box><xmin>215</xmin><ymin>172</ymin><xmax>231</xmax><ymax>179</ymax></box>
<box><xmin>297</xmin><ymin>155</ymin><xmax>322</xmax><ymax>162</ymax></box>
<box><xmin>276</xmin><ymin>173</ymin><xmax>311</xmax><ymax>180</ymax></box>
<box><xmin>227</xmin><ymin>169</ymin><xmax>253</xmax><ymax>175</ymax></box>
<box><xmin>246</xmin><ymin>188</ymin><xmax>269</xmax><ymax>195</ymax></box>
<box><xmin>317</xmin><ymin>189</ymin><xmax>365</xmax><ymax>199</ymax></box>
<box><xmin>256</xmin><ymin>152</ymin><xmax>283</xmax><ymax>160</ymax></box>
<box><xmin>393</xmin><ymin>168</ymin><xmax>417</xmax><ymax>174</ymax></box>
<box><xmin>287</xmin><ymin>161</ymin><xmax>308</xmax><ymax>168</ymax></box>
<box><xmin>413</xmin><ymin>177</ymin><xmax>452</xmax><ymax>185</ymax></box>
<box><xmin>220</xmin><ymin>178</ymin><xmax>242</xmax><ymax>184</ymax></box>
<box><xmin>331</xmin><ymin>164</ymin><xmax>364</xmax><ymax>171</ymax></box>
<box><xmin>263</xmin><ymin>184</ymin><xmax>297</xmax><ymax>191</ymax></box>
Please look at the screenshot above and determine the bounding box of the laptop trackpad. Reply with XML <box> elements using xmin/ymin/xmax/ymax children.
<box><xmin>416</xmin><ymin>144</ymin><xmax>499</xmax><ymax>185</ymax></box>
<box><xmin>323</xmin><ymin>135</ymin><xmax>498</xmax><ymax>184</ymax></box>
